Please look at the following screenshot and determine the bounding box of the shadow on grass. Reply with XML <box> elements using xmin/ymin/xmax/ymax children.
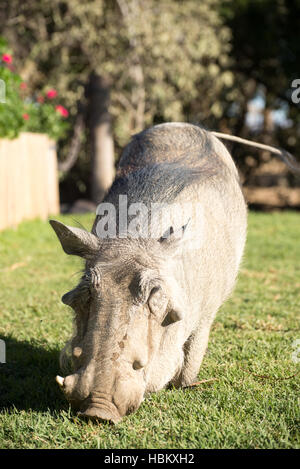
<box><xmin>0</xmin><ymin>335</ymin><xmax>67</xmax><ymax>413</ymax></box>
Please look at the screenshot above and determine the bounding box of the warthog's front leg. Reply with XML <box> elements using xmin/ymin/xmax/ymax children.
<box><xmin>171</xmin><ymin>322</ymin><xmax>213</xmax><ymax>388</ymax></box>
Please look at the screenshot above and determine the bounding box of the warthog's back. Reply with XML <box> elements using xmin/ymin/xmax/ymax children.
<box><xmin>97</xmin><ymin>123</ymin><xmax>244</xmax><ymax>217</ymax></box>
<box><xmin>117</xmin><ymin>122</ymin><xmax>240</xmax><ymax>182</ymax></box>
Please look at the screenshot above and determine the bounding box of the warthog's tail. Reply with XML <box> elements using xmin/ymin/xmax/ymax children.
<box><xmin>211</xmin><ymin>131</ymin><xmax>300</xmax><ymax>175</ymax></box>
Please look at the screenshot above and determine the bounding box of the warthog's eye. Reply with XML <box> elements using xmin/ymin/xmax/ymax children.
<box><xmin>86</xmin><ymin>267</ymin><xmax>101</xmax><ymax>289</ymax></box>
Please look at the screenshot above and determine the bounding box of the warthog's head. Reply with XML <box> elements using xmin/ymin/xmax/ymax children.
<box><xmin>50</xmin><ymin>220</ymin><xmax>186</xmax><ymax>423</ymax></box>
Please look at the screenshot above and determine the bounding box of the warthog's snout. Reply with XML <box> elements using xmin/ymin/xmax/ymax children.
<box><xmin>55</xmin><ymin>375</ymin><xmax>138</xmax><ymax>424</ymax></box>
<box><xmin>79</xmin><ymin>406</ymin><xmax>121</xmax><ymax>424</ymax></box>
<box><xmin>78</xmin><ymin>392</ymin><xmax>122</xmax><ymax>424</ymax></box>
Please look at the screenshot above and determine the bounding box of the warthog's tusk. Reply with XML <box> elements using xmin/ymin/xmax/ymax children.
<box><xmin>56</xmin><ymin>375</ymin><xmax>64</xmax><ymax>387</ymax></box>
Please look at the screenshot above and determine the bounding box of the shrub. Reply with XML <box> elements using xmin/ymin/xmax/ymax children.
<box><xmin>0</xmin><ymin>38</ymin><xmax>69</xmax><ymax>140</ymax></box>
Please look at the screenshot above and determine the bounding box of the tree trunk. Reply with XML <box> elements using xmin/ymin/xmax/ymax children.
<box><xmin>87</xmin><ymin>73</ymin><xmax>115</xmax><ymax>204</ymax></box>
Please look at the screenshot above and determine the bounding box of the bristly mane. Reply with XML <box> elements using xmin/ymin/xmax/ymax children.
<box><xmin>107</xmin><ymin>160</ymin><xmax>223</xmax><ymax>207</ymax></box>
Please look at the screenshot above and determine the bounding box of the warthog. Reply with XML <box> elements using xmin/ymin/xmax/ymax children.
<box><xmin>50</xmin><ymin>122</ymin><xmax>298</xmax><ymax>423</ymax></box>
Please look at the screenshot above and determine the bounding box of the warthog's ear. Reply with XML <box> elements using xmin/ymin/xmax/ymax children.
<box><xmin>49</xmin><ymin>220</ymin><xmax>100</xmax><ymax>259</ymax></box>
<box><xmin>158</xmin><ymin>221</ymin><xmax>190</xmax><ymax>253</ymax></box>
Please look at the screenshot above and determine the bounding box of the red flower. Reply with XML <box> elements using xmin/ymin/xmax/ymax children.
<box><xmin>22</xmin><ymin>113</ymin><xmax>29</xmax><ymax>120</ymax></box>
<box><xmin>20</xmin><ymin>82</ymin><xmax>27</xmax><ymax>90</ymax></box>
<box><xmin>2</xmin><ymin>54</ymin><xmax>12</xmax><ymax>64</ymax></box>
<box><xmin>46</xmin><ymin>89</ymin><xmax>58</xmax><ymax>99</ymax></box>
<box><xmin>37</xmin><ymin>96</ymin><xmax>44</xmax><ymax>103</ymax></box>
<box><xmin>55</xmin><ymin>105</ymin><xmax>69</xmax><ymax>118</ymax></box>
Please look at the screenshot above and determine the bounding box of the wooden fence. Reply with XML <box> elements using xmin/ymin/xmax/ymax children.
<box><xmin>0</xmin><ymin>132</ymin><xmax>59</xmax><ymax>231</ymax></box>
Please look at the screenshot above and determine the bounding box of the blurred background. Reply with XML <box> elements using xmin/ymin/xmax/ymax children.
<box><xmin>0</xmin><ymin>3</ymin><xmax>299</xmax><ymax>449</ymax></box>
<box><xmin>0</xmin><ymin>0</ymin><xmax>300</xmax><ymax>220</ymax></box>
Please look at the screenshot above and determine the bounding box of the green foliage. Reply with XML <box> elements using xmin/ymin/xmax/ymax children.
<box><xmin>0</xmin><ymin>212</ymin><xmax>299</xmax><ymax>448</ymax></box>
<box><xmin>23</xmin><ymin>102</ymin><xmax>70</xmax><ymax>141</ymax></box>
<box><xmin>0</xmin><ymin>0</ymin><xmax>233</xmax><ymax>147</ymax></box>
<box><xmin>1</xmin><ymin>0</ymin><xmax>299</xmax><ymax>192</ymax></box>
<box><xmin>0</xmin><ymin>40</ymin><xmax>24</xmax><ymax>138</ymax></box>
<box><xmin>0</xmin><ymin>0</ymin><xmax>238</xmax><ymax>197</ymax></box>
<box><xmin>0</xmin><ymin>38</ymin><xmax>69</xmax><ymax>140</ymax></box>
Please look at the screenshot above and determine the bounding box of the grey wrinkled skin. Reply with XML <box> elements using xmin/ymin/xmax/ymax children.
<box><xmin>50</xmin><ymin>123</ymin><xmax>247</xmax><ymax>423</ymax></box>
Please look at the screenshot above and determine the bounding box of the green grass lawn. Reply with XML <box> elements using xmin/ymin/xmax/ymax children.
<box><xmin>0</xmin><ymin>211</ymin><xmax>299</xmax><ymax>449</ymax></box>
